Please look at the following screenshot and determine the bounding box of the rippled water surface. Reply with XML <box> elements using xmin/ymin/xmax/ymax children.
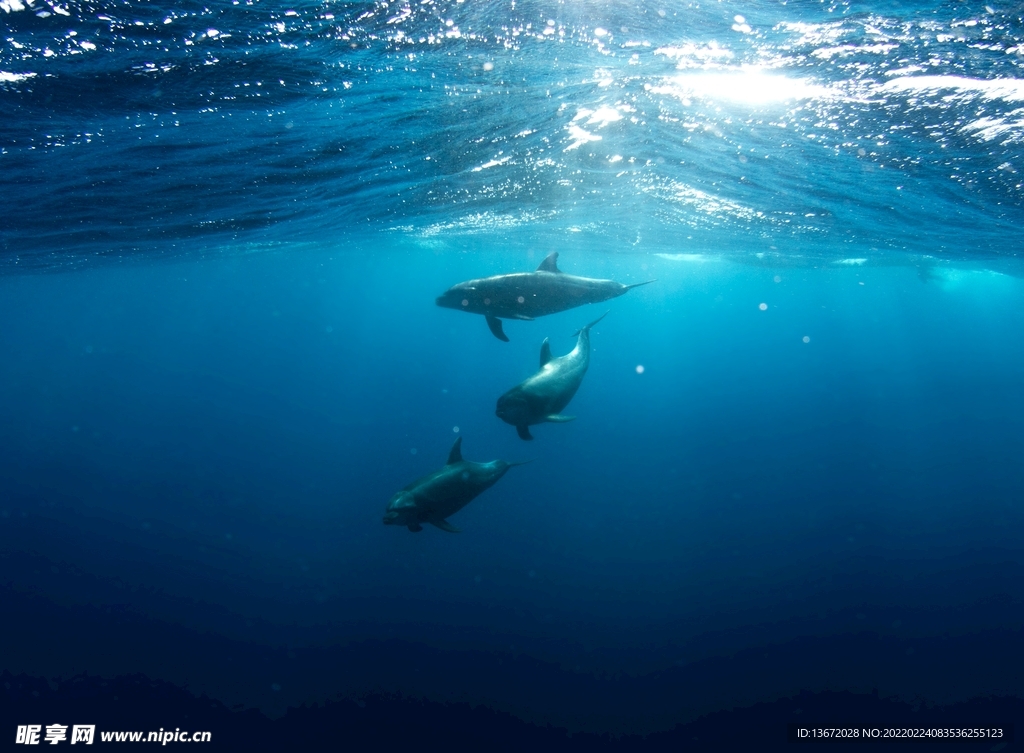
<box><xmin>3</xmin><ymin>0</ymin><xmax>1023</xmax><ymax>265</ymax></box>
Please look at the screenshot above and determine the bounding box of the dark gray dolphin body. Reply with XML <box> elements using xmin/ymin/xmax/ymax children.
<box><xmin>383</xmin><ymin>437</ymin><xmax>524</xmax><ymax>533</ymax></box>
<box><xmin>495</xmin><ymin>313</ymin><xmax>607</xmax><ymax>441</ymax></box>
<box><xmin>436</xmin><ymin>252</ymin><xmax>652</xmax><ymax>341</ymax></box>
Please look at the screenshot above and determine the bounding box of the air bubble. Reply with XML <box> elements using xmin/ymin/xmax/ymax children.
<box><xmin>759</xmin><ymin>302</ymin><xmax>768</xmax><ymax>311</ymax></box>
<box><xmin>635</xmin><ymin>365</ymin><xmax>645</xmax><ymax>374</ymax></box>
<box><xmin>802</xmin><ymin>336</ymin><xmax>810</xmax><ymax>344</ymax></box>
<box><xmin>453</xmin><ymin>426</ymin><xmax>460</xmax><ymax>433</ymax></box>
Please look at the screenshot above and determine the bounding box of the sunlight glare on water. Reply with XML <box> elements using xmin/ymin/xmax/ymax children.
<box><xmin>0</xmin><ymin>0</ymin><xmax>1022</xmax><ymax>266</ymax></box>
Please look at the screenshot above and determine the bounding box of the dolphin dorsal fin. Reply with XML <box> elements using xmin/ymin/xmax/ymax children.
<box><xmin>447</xmin><ymin>436</ymin><xmax>463</xmax><ymax>465</ymax></box>
<box><xmin>536</xmin><ymin>252</ymin><xmax>560</xmax><ymax>273</ymax></box>
<box><xmin>539</xmin><ymin>338</ymin><xmax>553</xmax><ymax>367</ymax></box>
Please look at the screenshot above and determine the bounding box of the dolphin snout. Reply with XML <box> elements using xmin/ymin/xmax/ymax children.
<box><xmin>495</xmin><ymin>394</ymin><xmax>527</xmax><ymax>425</ymax></box>
<box><xmin>495</xmin><ymin>399</ymin><xmax>510</xmax><ymax>420</ymax></box>
<box><xmin>436</xmin><ymin>292</ymin><xmax>459</xmax><ymax>309</ymax></box>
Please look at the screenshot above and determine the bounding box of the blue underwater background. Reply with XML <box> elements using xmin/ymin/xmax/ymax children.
<box><xmin>2</xmin><ymin>0</ymin><xmax>1024</xmax><ymax>750</ymax></box>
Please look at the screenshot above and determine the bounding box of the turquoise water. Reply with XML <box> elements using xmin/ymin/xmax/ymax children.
<box><xmin>2</xmin><ymin>0</ymin><xmax>1023</xmax><ymax>745</ymax></box>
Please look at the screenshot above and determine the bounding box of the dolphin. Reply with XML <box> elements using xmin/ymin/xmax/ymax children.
<box><xmin>383</xmin><ymin>437</ymin><xmax>525</xmax><ymax>533</ymax></box>
<box><xmin>495</xmin><ymin>312</ymin><xmax>607</xmax><ymax>441</ymax></box>
<box><xmin>436</xmin><ymin>252</ymin><xmax>652</xmax><ymax>341</ymax></box>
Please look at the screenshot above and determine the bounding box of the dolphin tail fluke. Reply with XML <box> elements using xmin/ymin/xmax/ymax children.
<box><xmin>516</xmin><ymin>425</ymin><xmax>534</xmax><ymax>441</ymax></box>
<box><xmin>545</xmin><ymin>414</ymin><xmax>576</xmax><ymax>423</ymax></box>
<box><xmin>625</xmin><ymin>279</ymin><xmax>656</xmax><ymax>290</ymax></box>
<box><xmin>429</xmin><ymin>518</ymin><xmax>460</xmax><ymax>533</ymax></box>
<box><xmin>486</xmin><ymin>315</ymin><xmax>509</xmax><ymax>342</ymax></box>
<box><xmin>572</xmin><ymin>311</ymin><xmax>609</xmax><ymax>338</ymax></box>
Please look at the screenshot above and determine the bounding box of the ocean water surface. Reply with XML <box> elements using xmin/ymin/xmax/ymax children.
<box><xmin>2</xmin><ymin>0</ymin><xmax>1024</xmax><ymax>748</ymax></box>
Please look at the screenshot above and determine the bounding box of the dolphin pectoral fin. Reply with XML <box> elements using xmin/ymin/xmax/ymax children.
<box><xmin>545</xmin><ymin>414</ymin><xmax>576</xmax><ymax>423</ymax></box>
<box><xmin>407</xmin><ymin>523</ymin><xmax>423</xmax><ymax>533</ymax></box>
<box><xmin>539</xmin><ymin>338</ymin><xmax>553</xmax><ymax>368</ymax></box>
<box><xmin>429</xmin><ymin>518</ymin><xmax>460</xmax><ymax>533</ymax></box>
<box><xmin>485</xmin><ymin>315</ymin><xmax>509</xmax><ymax>342</ymax></box>
<box><xmin>536</xmin><ymin>251</ymin><xmax>561</xmax><ymax>273</ymax></box>
<box><xmin>516</xmin><ymin>425</ymin><xmax>534</xmax><ymax>441</ymax></box>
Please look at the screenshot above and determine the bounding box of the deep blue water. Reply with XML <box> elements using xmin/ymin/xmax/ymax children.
<box><xmin>2</xmin><ymin>0</ymin><xmax>1024</xmax><ymax>747</ymax></box>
